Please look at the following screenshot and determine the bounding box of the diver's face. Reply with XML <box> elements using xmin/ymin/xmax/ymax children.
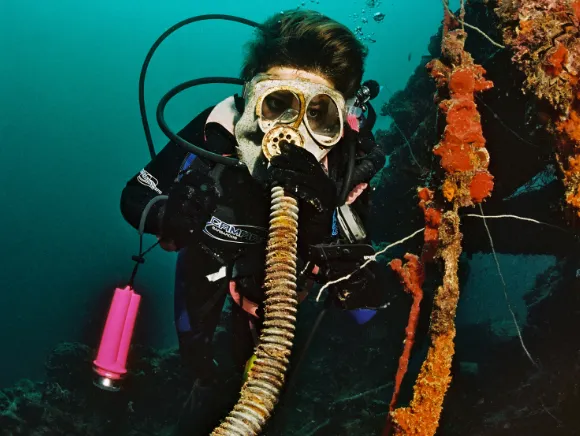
<box><xmin>234</xmin><ymin>66</ymin><xmax>342</xmax><ymax>179</ymax></box>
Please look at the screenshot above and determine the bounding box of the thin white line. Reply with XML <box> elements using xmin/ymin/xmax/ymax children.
<box><xmin>465</xmin><ymin>213</ymin><xmax>541</xmax><ymax>225</ymax></box>
<box><xmin>477</xmin><ymin>204</ymin><xmax>539</xmax><ymax>369</ymax></box>
<box><xmin>315</xmin><ymin>228</ymin><xmax>424</xmax><ymax>302</ymax></box>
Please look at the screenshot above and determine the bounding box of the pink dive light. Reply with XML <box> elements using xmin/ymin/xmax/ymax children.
<box><xmin>93</xmin><ymin>285</ymin><xmax>141</xmax><ymax>391</ymax></box>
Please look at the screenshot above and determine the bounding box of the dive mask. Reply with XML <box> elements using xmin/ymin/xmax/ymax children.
<box><xmin>235</xmin><ymin>73</ymin><xmax>346</xmax><ymax>179</ymax></box>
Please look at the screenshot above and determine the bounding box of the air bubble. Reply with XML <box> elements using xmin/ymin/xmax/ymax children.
<box><xmin>373</xmin><ymin>12</ymin><xmax>385</xmax><ymax>22</ymax></box>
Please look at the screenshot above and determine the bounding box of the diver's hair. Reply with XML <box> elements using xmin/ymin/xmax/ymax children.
<box><xmin>241</xmin><ymin>10</ymin><xmax>368</xmax><ymax>98</ymax></box>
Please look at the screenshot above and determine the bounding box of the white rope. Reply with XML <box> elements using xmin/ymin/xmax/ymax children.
<box><xmin>477</xmin><ymin>204</ymin><xmax>539</xmax><ymax>368</ymax></box>
<box><xmin>315</xmin><ymin>228</ymin><xmax>424</xmax><ymax>302</ymax></box>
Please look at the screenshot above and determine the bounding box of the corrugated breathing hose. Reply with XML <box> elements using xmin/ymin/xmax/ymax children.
<box><xmin>211</xmin><ymin>185</ymin><xmax>299</xmax><ymax>435</ymax></box>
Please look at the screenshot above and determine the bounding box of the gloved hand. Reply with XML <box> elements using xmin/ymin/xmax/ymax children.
<box><xmin>159</xmin><ymin>169</ymin><xmax>220</xmax><ymax>250</ymax></box>
<box><xmin>330</xmin><ymin>260</ymin><xmax>391</xmax><ymax>310</ymax></box>
<box><xmin>268</xmin><ymin>142</ymin><xmax>337</xmax><ymax>214</ymax></box>
<box><xmin>308</xmin><ymin>243</ymin><xmax>395</xmax><ymax>310</ymax></box>
<box><xmin>268</xmin><ymin>142</ymin><xmax>338</xmax><ymax>255</ymax></box>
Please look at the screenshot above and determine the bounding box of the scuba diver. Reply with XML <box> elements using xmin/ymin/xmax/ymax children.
<box><xmin>120</xmin><ymin>9</ymin><xmax>392</xmax><ymax>435</ymax></box>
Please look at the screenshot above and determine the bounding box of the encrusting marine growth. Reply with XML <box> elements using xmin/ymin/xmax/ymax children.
<box><xmin>495</xmin><ymin>0</ymin><xmax>580</xmax><ymax>220</ymax></box>
<box><xmin>385</xmin><ymin>4</ymin><xmax>494</xmax><ymax>434</ymax></box>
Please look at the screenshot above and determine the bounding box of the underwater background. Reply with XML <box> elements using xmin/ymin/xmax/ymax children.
<box><xmin>0</xmin><ymin>0</ymin><xmax>455</xmax><ymax>388</ymax></box>
<box><xmin>1</xmin><ymin>0</ymin><xmax>579</xmax><ymax>435</ymax></box>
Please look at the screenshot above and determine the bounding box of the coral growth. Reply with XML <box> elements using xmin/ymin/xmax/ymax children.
<box><xmin>417</xmin><ymin>187</ymin><xmax>442</xmax><ymax>262</ymax></box>
<box><xmin>0</xmin><ymin>343</ymin><xmax>197</xmax><ymax>436</ymax></box>
<box><xmin>386</xmin><ymin>13</ymin><xmax>494</xmax><ymax>436</ymax></box>
<box><xmin>373</xmin><ymin>3</ymin><xmax>579</xmax><ymax>431</ymax></box>
<box><xmin>383</xmin><ymin>254</ymin><xmax>425</xmax><ymax>436</ymax></box>
<box><xmin>495</xmin><ymin>0</ymin><xmax>580</xmax><ymax>218</ymax></box>
<box><xmin>495</xmin><ymin>0</ymin><xmax>579</xmax><ymax>111</ymax></box>
<box><xmin>390</xmin><ymin>212</ymin><xmax>463</xmax><ymax>436</ymax></box>
<box><xmin>427</xmin><ymin>30</ymin><xmax>494</xmax><ymax>206</ymax></box>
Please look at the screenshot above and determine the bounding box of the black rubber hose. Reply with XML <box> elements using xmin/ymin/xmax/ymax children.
<box><xmin>128</xmin><ymin>194</ymin><xmax>168</xmax><ymax>287</ymax></box>
<box><xmin>138</xmin><ymin>195</ymin><xmax>168</xmax><ymax>236</ymax></box>
<box><xmin>366</xmin><ymin>102</ymin><xmax>377</xmax><ymax>132</ymax></box>
<box><xmin>339</xmin><ymin>138</ymin><xmax>356</xmax><ymax>204</ymax></box>
<box><xmin>139</xmin><ymin>14</ymin><xmax>261</xmax><ymax>159</ymax></box>
<box><xmin>339</xmin><ymin>97</ymin><xmax>377</xmax><ymax>204</ymax></box>
<box><xmin>156</xmin><ymin>77</ymin><xmax>246</xmax><ymax>167</ymax></box>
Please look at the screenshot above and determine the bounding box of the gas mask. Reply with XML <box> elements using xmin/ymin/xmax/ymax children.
<box><xmin>234</xmin><ymin>73</ymin><xmax>346</xmax><ymax>180</ymax></box>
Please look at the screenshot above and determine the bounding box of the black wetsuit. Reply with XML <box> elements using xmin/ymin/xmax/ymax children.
<box><xmin>120</xmin><ymin>102</ymin><xmax>379</xmax><ymax>382</ymax></box>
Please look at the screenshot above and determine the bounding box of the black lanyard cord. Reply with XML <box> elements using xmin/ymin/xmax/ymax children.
<box><xmin>128</xmin><ymin>195</ymin><xmax>168</xmax><ymax>287</ymax></box>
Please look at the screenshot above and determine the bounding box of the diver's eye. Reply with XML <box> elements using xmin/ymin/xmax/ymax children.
<box><xmin>262</xmin><ymin>91</ymin><xmax>300</xmax><ymax>122</ymax></box>
<box><xmin>308</xmin><ymin>108</ymin><xmax>320</xmax><ymax>119</ymax></box>
<box><xmin>266</xmin><ymin>97</ymin><xmax>284</xmax><ymax>110</ymax></box>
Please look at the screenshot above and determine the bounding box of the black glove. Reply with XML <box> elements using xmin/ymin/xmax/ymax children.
<box><xmin>268</xmin><ymin>142</ymin><xmax>337</xmax><ymax>214</ymax></box>
<box><xmin>309</xmin><ymin>243</ymin><xmax>394</xmax><ymax>310</ymax></box>
<box><xmin>268</xmin><ymin>142</ymin><xmax>338</xmax><ymax>254</ymax></box>
<box><xmin>160</xmin><ymin>169</ymin><xmax>219</xmax><ymax>250</ymax></box>
<box><xmin>331</xmin><ymin>261</ymin><xmax>392</xmax><ymax>310</ymax></box>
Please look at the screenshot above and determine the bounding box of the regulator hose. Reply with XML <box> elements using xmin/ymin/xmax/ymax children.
<box><xmin>140</xmin><ymin>14</ymin><xmax>261</xmax><ymax>159</ymax></box>
<box><xmin>211</xmin><ymin>186</ymin><xmax>299</xmax><ymax>435</ymax></box>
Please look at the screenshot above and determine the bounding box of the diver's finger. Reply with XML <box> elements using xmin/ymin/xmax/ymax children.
<box><xmin>275</xmin><ymin>142</ymin><xmax>320</xmax><ymax>171</ymax></box>
<box><xmin>285</xmin><ymin>142</ymin><xmax>321</xmax><ymax>168</ymax></box>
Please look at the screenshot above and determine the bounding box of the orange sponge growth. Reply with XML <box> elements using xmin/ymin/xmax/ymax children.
<box><xmin>390</xmin><ymin>333</ymin><xmax>455</xmax><ymax>436</ymax></box>
<box><xmin>386</xmin><ymin>28</ymin><xmax>494</xmax><ymax>436</ymax></box>
<box><xmin>427</xmin><ymin>30</ymin><xmax>495</xmax><ymax>206</ymax></box>
<box><xmin>390</xmin><ymin>210</ymin><xmax>463</xmax><ymax>436</ymax></box>
<box><xmin>545</xmin><ymin>43</ymin><xmax>568</xmax><ymax>77</ymax></box>
<box><xmin>383</xmin><ymin>254</ymin><xmax>425</xmax><ymax>436</ymax></box>
<box><xmin>417</xmin><ymin>187</ymin><xmax>442</xmax><ymax>262</ymax></box>
<box><xmin>574</xmin><ymin>0</ymin><xmax>580</xmax><ymax>20</ymax></box>
<box><xmin>469</xmin><ymin>171</ymin><xmax>495</xmax><ymax>203</ymax></box>
<box><xmin>557</xmin><ymin>110</ymin><xmax>580</xmax><ymax>143</ymax></box>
